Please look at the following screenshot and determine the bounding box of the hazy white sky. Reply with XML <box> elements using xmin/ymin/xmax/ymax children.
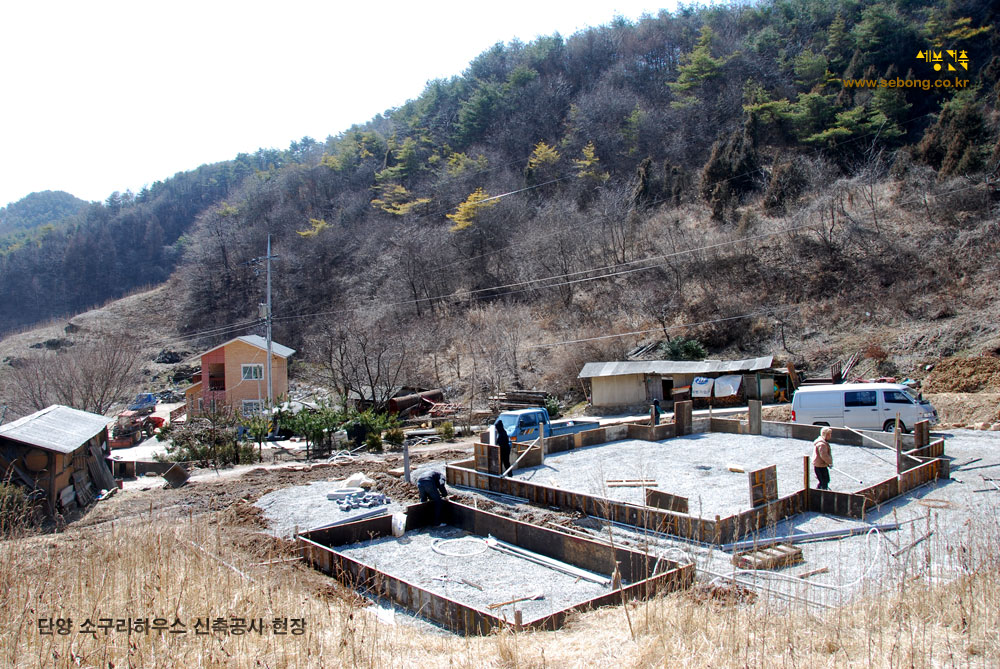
<box><xmin>1</xmin><ymin>1</ymin><xmax>677</xmax><ymax>208</ymax></box>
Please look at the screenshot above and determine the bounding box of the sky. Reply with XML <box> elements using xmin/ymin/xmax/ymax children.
<box><xmin>0</xmin><ymin>0</ymin><xmax>679</xmax><ymax>208</ymax></box>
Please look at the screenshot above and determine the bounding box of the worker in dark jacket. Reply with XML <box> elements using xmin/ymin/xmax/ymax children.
<box><xmin>651</xmin><ymin>399</ymin><xmax>662</xmax><ymax>425</ymax></box>
<box><xmin>416</xmin><ymin>469</ymin><xmax>449</xmax><ymax>525</ymax></box>
<box><xmin>494</xmin><ymin>417</ymin><xmax>511</xmax><ymax>475</ymax></box>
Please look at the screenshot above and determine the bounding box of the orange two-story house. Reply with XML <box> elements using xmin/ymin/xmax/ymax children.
<box><xmin>184</xmin><ymin>335</ymin><xmax>295</xmax><ymax>416</ymax></box>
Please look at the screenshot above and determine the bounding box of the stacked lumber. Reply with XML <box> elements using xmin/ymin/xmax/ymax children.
<box><xmin>732</xmin><ymin>543</ymin><xmax>803</xmax><ymax>570</ymax></box>
<box><xmin>488</xmin><ymin>390</ymin><xmax>550</xmax><ymax>411</ymax></box>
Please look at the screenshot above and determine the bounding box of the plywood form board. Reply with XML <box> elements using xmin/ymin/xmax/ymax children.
<box><xmin>645</xmin><ymin>489</ymin><xmax>689</xmax><ymax>513</ymax></box>
<box><xmin>674</xmin><ymin>401</ymin><xmax>692</xmax><ymax>435</ymax></box>
<box><xmin>857</xmin><ymin>477</ymin><xmax>900</xmax><ymax>505</ymax></box>
<box><xmin>626</xmin><ymin>423</ymin><xmax>676</xmax><ymax>441</ymax></box>
<box><xmin>545</xmin><ymin>433</ymin><xmax>574</xmax><ymax>454</ymax></box>
<box><xmin>720</xmin><ymin>491</ymin><xmax>807</xmax><ymax>543</ymax></box>
<box><xmin>808</xmin><ymin>489</ymin><xmax>869</xmax><ymax>518</ymax></box>
<box><xmin>899</xmin><ymin>458</ymin><xmax>945</xmax><ymax>495</ymax></box>
<box><xmin>907</xmin><ymin>439</ymin><xmax>945</xmax><ymax>459</ymax></box>
<box><xmin>710</xmin><ymin>418</ymin><xmax>742</xmax><ymax>434</ymax></box>
<box><xmin>748</xmin><ymin>465</ymin><xmax>779</xmax><ymax>507</ymax></box>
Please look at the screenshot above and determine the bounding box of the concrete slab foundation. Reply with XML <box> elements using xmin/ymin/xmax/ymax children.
<box><xmin>298</xmin><ymin>500</ymin><xmax>693</xmax><ymax>635</ymax></box>
<box><xmin>447</xmin><ymin>419</ymin><xmax>948</xmax><ymax>546</ymax></box>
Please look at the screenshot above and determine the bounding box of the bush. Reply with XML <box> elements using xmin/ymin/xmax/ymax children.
<box><xmin>544</xmin><ymin>396</ymin><xmax>562</xmax><ymax>418</ymax></box>
<box><xmin>437</xmin><ymin>421</ymin><xmax>456</xmax><ymax>441</ymax></box>
<box><xmin>162</xmin><ymin>413</ymin><xmax>257</xmax><ymax>467</ymax></box>
<box><xmin>383</xmin><ymin>427</ymin><xmax>405</xmax><ymax>447</ymax></box>
<box><xmin>365</xmin><ymin>432</ymin><xmax>383</xmax><ymax>453</ymax></box>
<box><xmin>0</xmin><ymin>482</ymin><xmax>32</xmax><ymax>537</ymax></box>
<box><xmin>660</xmin><ymin>337</ymin><xmax>707</xmax><ymax>361</ymax></box>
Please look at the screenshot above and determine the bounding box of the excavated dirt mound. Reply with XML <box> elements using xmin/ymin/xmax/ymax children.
<box><xmin>924</xmin><ymin>356</ymin><xmax>1000</xmax><ymax>393</ymax></box>
<box><xmin>924</xmin><ymin>393</ymin><xmax>1000</xmax><ymax>429</ymax></box>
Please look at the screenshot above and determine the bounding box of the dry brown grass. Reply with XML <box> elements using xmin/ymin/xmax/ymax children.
<box><xmin>2</xmin><ymin>505</ymin><xmax>1000</xmax><ymax>668</ymax></box>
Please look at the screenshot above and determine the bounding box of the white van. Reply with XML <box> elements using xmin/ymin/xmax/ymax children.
<box><xmin>791</xmin><ymin>383</ymin><xmax>938</xmax><ymax>433</ymax></box>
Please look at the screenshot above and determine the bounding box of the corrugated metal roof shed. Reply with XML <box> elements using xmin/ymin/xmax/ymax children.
<box><xmin>578</xmin><ymin>356</ymin><xmax>773</xmax><ymax>379</ymax></box>
<box><xmin>0</xmin><ymin>405</ymin><xmax>110</xmax><ymax>454</ymax></box>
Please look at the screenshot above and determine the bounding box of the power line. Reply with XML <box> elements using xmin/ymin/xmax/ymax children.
<box><xmin>526</xmin><ymin>306</ymin><xmax>800</xmax><ymax>349</ymax></box>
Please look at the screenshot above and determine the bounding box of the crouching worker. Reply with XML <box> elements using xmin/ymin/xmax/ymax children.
<box><xmin>416</xmin><ymin>469</ymin><xmax>449</xmax><ymax>526</ymax></box>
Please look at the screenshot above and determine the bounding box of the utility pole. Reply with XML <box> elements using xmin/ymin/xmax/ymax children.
<box><xmin>253</xmin><ymin>236</ymin><xmax>278</xmax><ymax>410</ymax></box>
<box><xmin>265</xmin><ymin>235</ymin><xmax>275</xmax><ymax>407</ymax></box>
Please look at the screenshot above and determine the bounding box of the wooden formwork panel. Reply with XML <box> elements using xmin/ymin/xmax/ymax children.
<box><xmin>299</xmin><ymin>501</ymin><xmax>693</xmax><ymax>635</ymax></box>
<box><xmin>809</xmin><ymin>489</ymin><xmax>869</xmax><ymax>518</ymax></box>
<box><xmin>710</xmin><ymin>418</ymin><xmax>742</xmax><ymax>434</ymax></box>
<box><xmin>720</xmin><ymin>491</ymin><xmax>808</xmax><ymax>544</ymax></box>
<box><xmin>646</xmin><ymin>488</ymin><xmax>689</xmax><ymax>514</ymax></box>
<box><xmin>577</xmin><ymin>427</ymin><xmax>609</xmax><ymax>448</ymax></box>
<box><xmin>899</xmin><ymin>458</ymin><xmax>944</xmax><ymax>495</ymax></box>
<box><xmin>605</xmin><ymin>424</ymin><xmax>629</xmax><ymax>441</ymax></box>
<box><xmin>546</xmin><ymin>433</ymin><xmax>574</xmax><ymax>454</ymax></box>
<box><xmin>748</xmin><ymin>465</ymin><xmax>778</xmax><ymax>507</ymax></box>
<box><xmin>301</xmin><ymin>537</ymin><xmax>503</xmax><ymax>635</ymax></box>
<box><xmin>858</xmin><ymin>477</ymin><xmax>900</xmax><ymax>505</ymax></box>
<box><xmin>626</xmin><ymin>423</ymin><xmax>678</xmax><ymax>441</ymax></box>
<box><xmin>907</xmin><ymin>439</ymin><xmax>945</xmax><ymax>459</ymax></box>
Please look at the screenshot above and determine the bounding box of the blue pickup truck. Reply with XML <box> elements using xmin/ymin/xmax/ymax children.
<box><xmin>496</xmin><ymin>407</ymin><xmax>599</xmax><ymax>443</ymax></box>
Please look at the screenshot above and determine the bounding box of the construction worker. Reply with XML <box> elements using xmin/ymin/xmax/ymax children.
<box><xmin>416</xmin><ymin>469</ymin><xmax>449</xmax><ymax>525</ymax></box>
<box><xmin>494</xmin><ymin>417</ymin><xmax>511</xmax><ymax>475</ymax></box>
<box><xmin>813</xmin><ymin>426</ymin><xmax>834</xmax><ymax>490</ymax></box>
<box><xmin>651</xmin><ymin>398</ymin><xmax>662</xmax><ymax>425</ymax></box>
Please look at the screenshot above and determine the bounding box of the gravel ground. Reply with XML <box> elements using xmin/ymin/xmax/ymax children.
<box><xmin>335</xmin><ymin>526</ymin><xmax>619</xmax><ymax>624</ymax></box>
<box><xmin>513</xmin><ymin>433</ymin><xmax>899</xmax><ymax>517</ymax></box>
<box><xmin>255</xmin><ymin>480</ymin><xmax>404</xmax><ymax>539</ymax></box>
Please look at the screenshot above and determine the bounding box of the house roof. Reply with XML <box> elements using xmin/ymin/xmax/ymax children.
<box><xmin>578</xmin><ymin>356</ymin><xmax>774</xmax><ymax>379</ymax></box>
<box><xmin>0</xmin><ymin>405</ymin><xmax>110</xmax><ymax>454</ymax></box>
<box><xmin>200</xmin><ymin>335</ymin><xmax>295</xmax><ymax>359</ymax></box>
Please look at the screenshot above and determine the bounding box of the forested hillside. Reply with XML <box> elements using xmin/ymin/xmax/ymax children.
<box><xmin>1</xmin><ymin>0</ymin><xmax>997</xmax><ymax>399</ymax></box>
<box><xmin>0</xmin><ymin>146</ymin><xmax>319</xmax><ymax>332</ymax></box>
<box><xmin>0</xmin><ymin>191</ymin><xmax>88</xmax><ymax>233</ymax></box>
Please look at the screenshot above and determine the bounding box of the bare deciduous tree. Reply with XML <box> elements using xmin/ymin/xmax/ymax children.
<box><xmin>5</xmin><ymin>332</ymin><xmax>144</xmax><ymax>417</ymax></box>
<box><xmin>314</xmin><ymin>309</ymin><xmax>410</xmax><ymax>412</ymax></box>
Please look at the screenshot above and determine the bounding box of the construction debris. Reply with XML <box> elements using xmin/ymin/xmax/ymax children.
<box><xmin>488</xmin><ymin>390</ymin><xmax>551</xmax><ymax>411</ymax></box>
<box><xmin>607</xmin><ymin>478</ymin><xmax>657</xmax><ymax>488</ymax></box>
<box><xmin>484</xmin><ymin>536</ymin><xmax>612</xmax><ymax>586</ymax></box>
<box><xmin>732</xmin><ymin>543</ymin><xmax>803</xmax><ymax>570</ymax></box>
<box><xmin>487</xmin><ymin>591</ymin><xmax>545</xmax><ymax>609</ymax></box>
<box><xmin>162</xmin><ymin>463</ymin><xmax>190</xmax><ymax>488</ymax></box>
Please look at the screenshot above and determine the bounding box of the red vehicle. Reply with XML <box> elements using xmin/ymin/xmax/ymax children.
<box><xmin>109</xmin><ymin>411</ymin><xmax>165</xmax><ymax>449</ymax></box>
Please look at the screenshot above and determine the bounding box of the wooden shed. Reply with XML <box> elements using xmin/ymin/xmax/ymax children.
<box><xmin>0</xmin><ymin>405</ymin><xmax>116</xmax><ymax>514</ymax></box>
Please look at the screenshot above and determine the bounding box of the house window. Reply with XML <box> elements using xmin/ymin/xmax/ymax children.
<box><xmin>242</xmin><ymin>364</ymin><xmax>264</xmax><ymax>381</ymax></box>
<box><xmin>242</xmin><ymin>400</ymin><xmax>264</xmax><ymax>416</ymax></box>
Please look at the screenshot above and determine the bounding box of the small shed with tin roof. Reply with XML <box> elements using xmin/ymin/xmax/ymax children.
<box><xmin>0</xmin><ymin>405</ymin><xmax>115</xmax><ymax>514</ymax></box>
<box><xmin>578</xmin><ymin>356</ymin><xmax>775</xmax><ymax>409</ymax></box>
